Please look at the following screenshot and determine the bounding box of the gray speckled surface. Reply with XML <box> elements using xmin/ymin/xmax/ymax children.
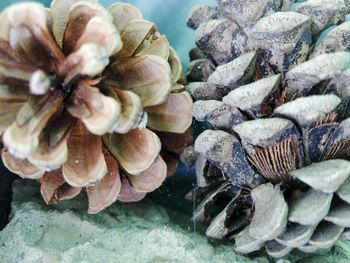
<box><xmin>0</xmin><ymin>180</ymin><xmax>267</xmax><ymax>263</ymax></box>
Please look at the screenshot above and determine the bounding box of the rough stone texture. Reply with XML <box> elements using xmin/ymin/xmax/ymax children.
<box><xmin>311</xmin><ymin>21</ymin><xmax>350</xmax><ymax>58</ymax></box>
<box><xmin>196</xmin><ymin>19</ymin><xmax>248</xmax><ymax>65</ymax></box>
<box><xmin>217</xmin><ymin>0</ymin><xmax>278</xmax><ymax>28</ymax></box>
<box><xmin>186</xmin><ymin>82</ymin><xmax>228</xmax><ymax>101</ymax></box>
<box><xmin>0</xmin><ymin>180</ymin><xmax>262</xmax><ymax>263</ymax></box>
<box><xmin>187</xmin><ymin>59</ymin><xmax>216</xmax><ymax>82</ymax></box>
<box><xmin>222</xmin><ymin>74</ymin><xmax>281</xmax><ymax>117</ymax></box>
<box><xmin>249</xmin><ymin>184</ymin><xmax>288</xmax><ymax>241</ymax></box>
<box><xmin>207</xmin><ymin>51</ymin><xmax>257</xmax><ymax>87</ymax></box>
<box><xmin>187</xmin><ymin>5</ymin><xmax>220</xmax><ymax>30</ymax></box>
<box><xmin>284</xmin><ymin>52</ymin><xmax>350</xmax><ymax>98</ymax></box>
<box><xmin>292</xmin><ymin>0</ymin><xmax>347</xmax><ymax>37</ymax></box>
<box><xmin>194</xmin><ymin>130</ymin><xmax>260</xmax><ymax>188</ymax></box>
<box><xmin>193</xmin><ymin>100</ymin><xmax>224</xmax><ymax>121</ymax></box>
<box><xmin>250</xmin><ymin>12</ymin><xmax>312</xmax><ymax>72</ymax></box>
<box><xmin>1</xmin><ymin>181</ymin><xmax>350</xmax><ymax>262</ymax></box>
<box><xmin>274</xmin><ymin>95</ymin><xmax>341</xmax><ymax>126</ymax></box>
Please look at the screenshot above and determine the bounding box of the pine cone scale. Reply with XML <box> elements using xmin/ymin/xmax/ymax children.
<box><xmin>0</xmin><ymin>0</ymin><xmax>193</xmax><ymax>213</ymax></box>
<box><xmin>187</xmin><ymin>0</ymin><xmax>350</xmax><ymax>257</ymax></box>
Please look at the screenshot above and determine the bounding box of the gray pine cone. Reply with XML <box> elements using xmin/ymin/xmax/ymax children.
<box><xmin>186</xmin><ymin>0</ymin><xmax>350</xmax><ymax>258</ymax></box>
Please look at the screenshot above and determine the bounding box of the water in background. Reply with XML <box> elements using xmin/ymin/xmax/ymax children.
<box><xmin>0</xmin><ymin>0</ymin><xmax>216</xmax><ymax>67</ymax></box>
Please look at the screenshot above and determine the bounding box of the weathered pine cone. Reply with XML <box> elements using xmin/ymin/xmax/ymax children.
<box><xmin>0</xmin><ymin>0</ymin><xmax>192</xmax><ymax>213</ymax></box>
<box><xmin>186</xmin><ymin>0</ymin><xmax>350</xmax><ymax>258</ymax></box>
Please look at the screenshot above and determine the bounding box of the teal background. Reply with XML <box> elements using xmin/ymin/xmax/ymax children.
<box><xmin>0</xmin><ymin>0</ymin><xmax>216</xmax><ymax>67</ymax></box>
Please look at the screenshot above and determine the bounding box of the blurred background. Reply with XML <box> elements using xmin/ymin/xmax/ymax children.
<box><xmin>0</xmin><ymin>0</ymin><xmax>216</xmax><ymax>67</ymax></box>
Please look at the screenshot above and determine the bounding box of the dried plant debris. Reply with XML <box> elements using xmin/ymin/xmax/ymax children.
<box><xmin>0</xmin><ymin>0</ymin><xmax>193</xmax><ymax>213</ymax></box>
<box><xmin>187</xmin><ymin>0</ymin><xmax>350</xmax><ymax>258</ymax></box>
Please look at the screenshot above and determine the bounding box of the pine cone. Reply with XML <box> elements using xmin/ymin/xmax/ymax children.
<box><xmin>0</xmin><ymin>0</ymin><xmax>192</xmax><ymax>213</ymax></box>
<box><xmin>187</xmin><ymin>0</ymin><xmax>350</xmax><ymax>257</ymax></box>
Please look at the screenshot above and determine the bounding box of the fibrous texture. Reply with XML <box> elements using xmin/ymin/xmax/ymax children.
<box><xmin>0</xmin><ymin>0</ymin><xmax>192</xmax><ymax>213</ymax></box>
<box><xmin>187</xmin><ymin>0</ymin><xmax>350</xmax><ymax>257</ymax></box>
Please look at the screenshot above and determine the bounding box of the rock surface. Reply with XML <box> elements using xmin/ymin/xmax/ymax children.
<box><xmin>0</xmin><ymin>180</ymin><xmax>265</xmax><ymax>263</ymax></box>
<box><xmin>1</xmin><ymin>180</ymin><xmax>350</xmax><ymax>263</ymax></box>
